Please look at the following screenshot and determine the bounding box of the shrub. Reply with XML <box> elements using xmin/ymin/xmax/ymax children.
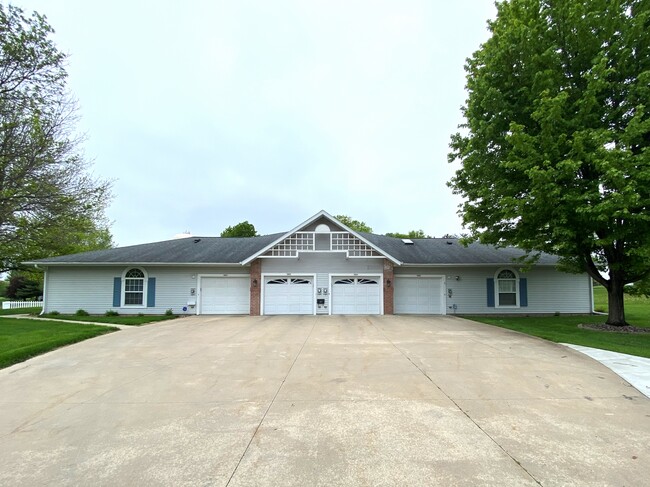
<box><xmin>75</xmin><ymin>309</ymin><xmax>89</xmax><ymax>316</ymax></box>
<box><xmin>165</xmin><ymin>308</ymin><xmax>174</xmax><ymax>316</ymax></box>
<box><xmin>105</xmin><ymin>310</ymin><xmax>119</xmax><ymax>317</ymax></box>
<box><xmin>49</xmin><ymin>310</ymin><xmax>60</xmax><ymax>316</ymax></box>
<box><xmin>137</xmin><ymin>312</ymin><xmax>144</xmax><ymax>317</ymax></box>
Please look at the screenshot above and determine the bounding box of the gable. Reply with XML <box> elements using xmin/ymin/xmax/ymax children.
<box><xmin>241</xmin><ymin>210</ymin><xmax>401</xmax><ymax>264</ymax></box>
<box><xmin>261</xmin><ymin>230</ymin><xmax>383</xmax><ymax>258</ymax></box>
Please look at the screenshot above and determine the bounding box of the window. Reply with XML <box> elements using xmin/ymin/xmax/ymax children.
<box><xmin>266</xmin><ymin>278</ymin><xmax>311</xmax><ymax>285</ymax></box>
<box><xmin>291</xmin><ymin>278</ymin><xmax>311</xmax><ymax>284</ymax></box>
<box><xmin>357</xmin><ymin>278</ymin><xmax>378</xmax><ymax>285</ymax></box>
<box><xmin>267</xmin><ymin>278</ymin><xmax>289</xmax><ymax>285</ymax></box>
<box><xmin>124</xmin><ymin>268</ymin><xmax>145</xmax><ymax>306</ymax></box>
<box><xmin>496</xmin><ymin>269</ymin><xmax>518</xmax><ymax>306</ymax></box>
<box><xmin>334</xmin><ymin>278</ymin><xmax>355</xmax><ymax>285</ymax></box>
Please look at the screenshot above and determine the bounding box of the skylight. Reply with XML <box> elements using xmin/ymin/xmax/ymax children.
<box><xmin>402</xmin><ymin>239</ymin><xmax>414</xmax><ymax>245</ymax></box>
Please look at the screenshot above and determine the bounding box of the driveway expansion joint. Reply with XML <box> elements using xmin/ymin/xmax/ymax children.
<box><xmin>224</xmin><ymin>320</ymin><xmax>317</xmax><ymax>486</ymax></box>
<box><xmin>368</xmin><ymin>317</ymin><xmax>544</xmax><ymax>487</ymax></box>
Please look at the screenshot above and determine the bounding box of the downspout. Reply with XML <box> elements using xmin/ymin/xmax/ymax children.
<box><xmin>34</xmin><ymin>264</ymin><xmax>47</xmax><ymax>315</ymax></box>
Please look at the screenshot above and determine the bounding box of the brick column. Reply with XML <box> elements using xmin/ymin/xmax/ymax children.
<box><xmin>250</xmin><ymin>259</ymin><xmax>261</xmax><ymax>316</ymax></box>
<box><xmin>383</xmin><ymin>259</ymin><xmax>394</xmax><ymax>315</ymax></box>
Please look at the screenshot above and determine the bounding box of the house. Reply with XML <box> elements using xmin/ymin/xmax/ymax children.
<box><xmin>26</xmin><ymin>211</ymin><xmax>593</xmax><ymax>316</ymax></box>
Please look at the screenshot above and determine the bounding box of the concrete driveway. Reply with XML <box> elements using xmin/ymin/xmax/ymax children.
<box><xmin>1</xmin><ymin>315</ymin><xmax>649</xmax><ymax>486</ymax></box>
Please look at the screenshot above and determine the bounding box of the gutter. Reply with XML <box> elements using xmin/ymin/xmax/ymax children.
<box><xmin>23</xmin><ymin>262</ymin><xmax>246</xmax><ymax>267</ymax></box>
<box><xmin>398</xmin><ymin>263</ymin><xmax>560</xmax><ymax>267</ymax></box>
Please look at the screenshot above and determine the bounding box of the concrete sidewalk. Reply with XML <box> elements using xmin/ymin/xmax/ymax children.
<box><xmin>1</xmin><ymin>315</ymin><xmax>649</xmax><ymax>486</ymax></box>
<box><xmin>564</xmin><ymin>344</ymin><xmax>650</xmax><ymax>398</ymax></box>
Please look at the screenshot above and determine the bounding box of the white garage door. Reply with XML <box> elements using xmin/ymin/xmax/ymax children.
<box><xmin>332</xmin><ymin>277</ymin><xmax>381</xmax><ymax>314</ymax></box>
<box><xmin>200</xmin><ymin>277</ymin><xmax>250</xmax><ymax>314</ymax></box>
<box><xmin>394</xmin><ymin>276</ymin><xmax>444</xmax><ymax>314</ymax></box>
<box><xmin>264</xmin><ymin>277</ymin><xmax>314</xmax><ymax>315</ymax></box>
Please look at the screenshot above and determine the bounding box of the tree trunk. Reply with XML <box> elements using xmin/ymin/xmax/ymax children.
<box><xmin>606</xmin><ymin>274</ymin><xmax>627</xmax><ymax>326</ymax></box>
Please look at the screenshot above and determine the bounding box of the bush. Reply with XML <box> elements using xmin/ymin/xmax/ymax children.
<box><xmin>165</xmin><ymin>308</ymin><xmax>174</xmax><ymax>316</ymax></box>
<box><xmin>75</xmin><ymin>309</ymin><xmax>89</xmax><ymax>316</ymax></box>
<box><xmin>105</xmin><ymin>310</ymin><xmax>119</xmax><ymax>317</ymax></box>
<box><xmin>137</xmin><ymin>312</ymin><xmax>144</xmax><ymax>317</ymax></box>
<box><xmin>49</xmin><ymin>310</ymin><xmax>60</xmax><ymax>316</ymax></box>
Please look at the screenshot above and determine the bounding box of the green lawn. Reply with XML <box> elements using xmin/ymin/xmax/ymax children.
<box><xmin>463</xmin><ymin>286</ymin><xmax>650</xmax><ymax>358</ymax></box>
<box><xmin>0</xmin><ymin>318</ymin><xmax>118</xmax><ymax>369</ymax></box>
<box><xmin>38</xmin><ymin>313</ymin><xmax>180</xmax><ymax>326</ymax></box>
<box><xmin>0</xmin><ymin>306</ymin><xmax>43</xmax><ymax>316</ymax></box>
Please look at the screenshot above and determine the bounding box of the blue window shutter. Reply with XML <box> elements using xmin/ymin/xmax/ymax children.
<box><xmin>520</xmin><ymin>278</ymin><xmax>528</xmax><ymax>307</ymax></box>
<box><xmin>113</xmin><ymin>277</ymin><xmax>121</xmax><ymax>307</ymax></box>
<box><xmin>147</xmin><ymin>277</ymin><xmax>156</xmax><ymax>307</ymax></box>
<box><xmin>487</xmin><ymin>278</ymin><xmax>495</xmax><ymax>307</ymax></box>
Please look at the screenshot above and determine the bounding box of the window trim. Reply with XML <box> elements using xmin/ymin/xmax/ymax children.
<box><xmin>494</xmin><ymin>267</ymin><xmax>519</xmax><ymax>308</ymax></box>
<box><xmin>121</xmin><ymin>267</ymin><xmax>148</xmax><ymax>308</ymax></box>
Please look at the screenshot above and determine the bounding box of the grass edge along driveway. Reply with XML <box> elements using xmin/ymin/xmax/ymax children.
<box><xmin>463</xmin><ymin>287</ymin><xmax>650</xmax><ymax>359</ymax></box>
<box><xmin>0</xmin><ymin>318</ymin><xmax>118</xmax><ymax>369</ymax></box>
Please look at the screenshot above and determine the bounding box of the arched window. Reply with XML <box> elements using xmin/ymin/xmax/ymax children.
<box><xmin>123</xmin><ymin>268</ymin><xmax>146</xmax><ymax>306</ymax></box>
<box><xmin>496</xmin><ymin>268</ymin><xmax>518</xmax><ymax>307</ymax></box>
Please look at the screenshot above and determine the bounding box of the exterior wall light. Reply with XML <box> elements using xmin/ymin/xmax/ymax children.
<box><xmin>253</xmin><ymin>278</ymin><xmax>258</xmax><ymax>287</ymax></box>
<box><xmin>386</xmin><ymin>279</ymin><xmax>391</xmax><ymax>287</ymax></box>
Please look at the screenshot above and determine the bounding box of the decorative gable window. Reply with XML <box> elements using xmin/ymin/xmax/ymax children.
<box><xmin>263</xmin><ymin>231</ymin><xmax>380</xmax><ymax>258</ymax></box>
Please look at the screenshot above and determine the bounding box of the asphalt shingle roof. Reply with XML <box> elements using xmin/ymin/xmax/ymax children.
<box><xmin>28</xmin><ymin>233</ymin><xmax>284</xmax><ymax>264</ymax></box>
<box><xmin>361</xmin><ymin>233</ymin><xmax>559</xmax><ymax>265</ymax></box>
<box><xmin>28</xmin><ymin>232</ymin><xmax>558</xmax><ymax>266</ymax></box>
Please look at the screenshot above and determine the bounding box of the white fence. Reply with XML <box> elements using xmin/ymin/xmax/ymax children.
<box><xmin>2</xmin><ymin>300</ymin><xmax>43</xmax><ymax>310</ymax></box>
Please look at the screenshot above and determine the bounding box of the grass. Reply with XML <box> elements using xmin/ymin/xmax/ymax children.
<box><xmin>0</xmin><ymin>306</ymin><xmax>43</xmax><ymax>316</ymax></box>
<box><xmin>462</xmin><ymin>286</ymin><xmax>650</xmax><ymax>358</ymax></box>
<box><xmin>0</xmin><ymin>318</ymin><xmax>118</xmax><ymax>369</ymax></box>
<box><xmin>38</xmin><ymin>313</ymin><xmax>180</xmax><ymax>326</ymax></box>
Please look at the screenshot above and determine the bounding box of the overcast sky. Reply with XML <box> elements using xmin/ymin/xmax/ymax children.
<box><xmin>16</xmin><ymin>0</ymin><xmax>496</xmax><ymax>246</ymax></box>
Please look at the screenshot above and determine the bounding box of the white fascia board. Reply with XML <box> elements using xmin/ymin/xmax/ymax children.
<box><xmin>322</xmin><ymin>210</ymin><xmax>402</xmax><ymax>265</ymax></box>
<box><xmin>398</xmin><ymin>262</ymin><xmax>559</xmax><ymax>267</ymax></box>
<box><xmin>240</xmin><ymin>210</ymin><xmax>329</xmax><ymax>265</ymax></box>
<box><xmin>240</xmin><ymin>210</ymin><xmax>402</xmax><ymax>265</ymax></box>
<box><xmin>23</xmin><ymin>262</ymin><xmax>246</xmax><ymax>267</ymax></box>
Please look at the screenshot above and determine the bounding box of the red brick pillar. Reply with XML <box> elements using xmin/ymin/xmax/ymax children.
<box><xmin>250</xmin><ymin>259</ymin><xmax>261</xmax><ymax>316</ymax></box>
<box><xmin>383</xmin><ymin>259</ymin><xmax>394</xmax><ymax>315</ymax></box>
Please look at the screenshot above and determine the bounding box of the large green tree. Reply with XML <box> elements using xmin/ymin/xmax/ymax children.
<box><xmin>334</xmin><ymin>215</ymin><xmax>373</xmax><ymax>233</ymax></box>
<box><xmin>449</xmin><ymin>0</ymin><xmax>650</xmax><ymax>326</ymax></box>
<box><xmin>385</xmin><ymin>230</ymin><xmax>431</xmax><ymax>239</ymax></box>
<box><xmin>220</xmin><ymin>221</ymin><xmax>258</xmax><ymax>238</ymax></box>
<box><xmin>0</xmin><ymin>5</ymin><xmax>112</xmax><ymax>272</ymax></box>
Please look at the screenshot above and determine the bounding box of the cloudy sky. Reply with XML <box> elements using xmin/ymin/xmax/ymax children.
<box><xmin>16</xmin><ymin>0</ymin><xmax>496</xmax><ymax>246</ymax></box>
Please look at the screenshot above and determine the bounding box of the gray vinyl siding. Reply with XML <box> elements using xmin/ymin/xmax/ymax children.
<box><xmin>261</xmin><ymin>253</ymin><xmax>383</xmax><ymax>275</ymax></box>
<box><xmin>44</xmin><ymin>266</ymin><xmax>249</xmax><ymax>315</ymax></box>
<box><xmin>316</xmin><ymin>273</ymin><xmax>329</xmax><ymax>314</ymax></box>
<box><xmin>395</xmin><ymin>266</ymin><xmax>591</xmax><ymax>314</ymax></box>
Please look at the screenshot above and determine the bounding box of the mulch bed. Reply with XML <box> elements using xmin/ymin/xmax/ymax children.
<box><xmin>579</xmin><ymin>323</ymin><xmax>650</xmax><ymax>334</ymax></box>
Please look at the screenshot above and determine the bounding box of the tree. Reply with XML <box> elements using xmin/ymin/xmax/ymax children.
<box><xmin>0</xmin><ymin>5</ymin><xmax>112</xmax><ymax>272</ymax></box>
<box><xmin>448</xmin><ymin>0</ymin><xmax>650</xmax><ymax>326</ymax></box>
<box><xmin>624</xmin><ymin>276</ymin><xmax>650</xmax><ymax>298</ymax></box>
<box><xmin>385</xmin><ymin>230</ymin><xmax>431</xmax><ymax>239</ymax></box>
<box><xmin>220</xmin><ymin>221</ymin><xmax>258</xmax><ymax>238</ymax></box>
<box><xmin>5</xmin><ymin>273</ymin><xmax>41</xmax><ymax>300</ymax></box>
<box><xmin>334</xmin><ymin>215</ymin><xmax>373</xmax><ymax>233</ymax></box>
